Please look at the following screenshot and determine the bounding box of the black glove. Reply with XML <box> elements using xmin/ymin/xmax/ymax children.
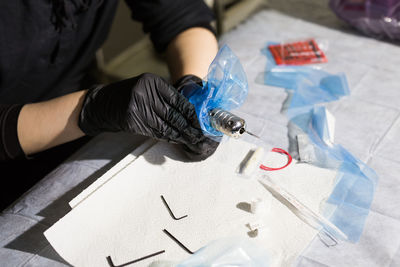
<box><xmin>79</xmin><ymin>73</ymin><xmax>203</xmax><ymax>145</ymax></box>
<box><xmin>174</xmin><ymin>75</ymin><xmax>220</xmax><ymax>160</ymax></box>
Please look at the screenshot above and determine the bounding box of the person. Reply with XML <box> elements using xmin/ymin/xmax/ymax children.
<box><xmin>0</xmin><ymin>0</ymin><xmax>219</xmax><ymax>210</ymax></box>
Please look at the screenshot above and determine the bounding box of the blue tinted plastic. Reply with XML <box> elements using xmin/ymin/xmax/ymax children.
<box><xmin>177</xmin><ymin>237</ymin><xmax>270</xmax><ymax>267</ymax></box>
<box><xmin>263</xmin><ymin>44</ymin><xmax>349</xmax><ymax>120</ymax></box>
<box><xmin>181</xmin><ymin>45</ymin><xmax>248</xmax><ymax>137</ymax></box>
<box><xmin>263</xmin><ymin>43</ymin><xmax>378</xmax><ymax>242</ymax></box>
<box><xmin>297</xmin><ymin>107</ymin><xmax>378</xmax><ymax>242</ymax></box>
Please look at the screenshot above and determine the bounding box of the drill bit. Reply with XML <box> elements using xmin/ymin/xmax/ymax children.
<box><xmin>244</xmin><ymin>130</ymin><xmax>260</xmax><ymax>139</ymax></box>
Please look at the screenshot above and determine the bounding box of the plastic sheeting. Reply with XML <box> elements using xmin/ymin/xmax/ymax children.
<box><xmin>294</xmin><ymin>107</ymin><xmax>378</xmax><ymax>242</ymax></box>
<box><xmin>265</xmin><ymin>66</ymin><xmax>349</xmax><ymax>119</ymax></box>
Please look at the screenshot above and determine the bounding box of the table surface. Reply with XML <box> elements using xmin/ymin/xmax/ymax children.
<box><xmin>2</xmin><ymin>3</ymin><xmax>400</xmax><ymax>267</ymax></box>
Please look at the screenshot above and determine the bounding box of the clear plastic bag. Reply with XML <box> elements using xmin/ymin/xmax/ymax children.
<box><xmin>181</xmin><ymin>45</ymin><xmax>248</xmax><ymax>138</ymax></box>
<box><xmin>330</xmin><ymin>0</ymin><xmax>400</xmax><ymax>40</ymax></box>
<box><xmin>177</xmin><ymin>237</ymin><xmax>270</xmax><ymax>267</ymax></box>
<box><xmin>291</xmin><ymin>107</ymin><xmax>378</xmax><ymax>242</ymax></box>
<box><xmin>295</xmin><ymin>107</ymin><xmax>378</xmax><ymax>242</ymax></box>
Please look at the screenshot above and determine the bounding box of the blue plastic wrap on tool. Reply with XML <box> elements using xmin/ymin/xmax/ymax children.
<box><xmin>177</xmin><ymin>237</ymin><xmax>270</xmax><ymax>267</ymax></box>
<box><xmin>181</xmin><ymin>45</ymin><xmax>248</xmax><ymax>138</ymax></box>
<box><xmin>263</xmin><ymin>43</ymin><xmax>377</xmax><ymax>242</ymax></box>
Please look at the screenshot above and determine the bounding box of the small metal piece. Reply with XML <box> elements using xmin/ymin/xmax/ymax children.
<box><xmin>163</xmin><ymin>229</ymin><xmax>194</xmax><ymax>254</ymax></box>
<box><xmin>209</xmin><ymin>108</ymin><xmax>246</xmax><ymax>138</ymax></box>
<box><xmin>161</xmin><ymin>195</ymin><xmax>188</xmax><ymax>220</ymax></box>
<box><xmin>106</xmin><ymin>250</ymin><xmax>165</xmax><ymax>267</ymax></box>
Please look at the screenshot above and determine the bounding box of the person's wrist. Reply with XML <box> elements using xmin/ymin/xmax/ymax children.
<box><xmin>173</xmin><ymin>74</ymin><xmax>203</xmax><ymax>93</ymax></box>
<box><xmin>78</xmin><ymin>85</ymin><xmax>107</xmax><ymax>136</ymax></box>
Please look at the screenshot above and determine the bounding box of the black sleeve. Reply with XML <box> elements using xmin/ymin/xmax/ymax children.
<box><xmin>0</xmin><ymin>104</ymin><xmax>25</xmax><ymax>161</ymax></box>
<box><xmin>125</xmin><ymin>0</ymin><xmax>215</xmax><ymax>52</ymax></box>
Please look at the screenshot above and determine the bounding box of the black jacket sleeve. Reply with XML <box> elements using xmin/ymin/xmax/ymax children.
<box><xmin>0</xmin><ymin>104</ymin><xmax>25</xmax><ymax>161</ymax></box>
<box><xmin>125</xmin><ymin>0</ymin><xmax>215</xmax><ymax>52</ymax></box>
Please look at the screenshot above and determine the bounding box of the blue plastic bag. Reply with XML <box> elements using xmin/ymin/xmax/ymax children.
<box><xmin>293</xmin><ymin>107</ymin><xmax>378</xmax><ymax>242</ymax></box>
<box><xmin>263</xmin><ymin>44</ymin><xmax>350</xmax><ymax>119</ymax></box>
<box><xmin>181</xmin><ymin>45</ymin><xmax>248</xmax><ymax>138</ymax></box>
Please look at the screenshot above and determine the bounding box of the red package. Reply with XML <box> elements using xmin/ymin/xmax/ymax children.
<box><xmin>268</xmin><ymin>39</ymin><xmax>328</xmax><ymax>65</ymax></box>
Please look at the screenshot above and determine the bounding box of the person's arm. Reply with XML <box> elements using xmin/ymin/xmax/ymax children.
<box><xmin>17</xmin><ymin>90</ymin><xmax>87</xmax><ymax>155</ymax></box>
<box><xmin>166</xmin><ymin>27</ymin><xmax>218</xmax><ymax>83</ymax></box>
<box><xmin>8</xmin><ymin>0</ymin><xmax>218</xmax><ymax>159</ymax></box>
<box><xmin>7</xmin><ymin>73</ymin><xmax>202</xmax><ymax>159</ymax></box>
<box><xmin>163</xmin><ymin>27</ymin><xmax>219</xmax><ymax>161</ymax></box>
<box><xmin>125</xmin><ymin>0</ymin><xmax>217</xmax><ymax>82</ymax></box>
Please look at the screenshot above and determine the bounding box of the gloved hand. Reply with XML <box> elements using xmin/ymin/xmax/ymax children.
<box><xmin>79</xmin><ymin>73</ymin><xmax>203</xmax><ymax>145</ymax></box>
<box><xmin>174</xmin><ymin>75</ymin><xmax>220</xmax><ymax>160</ymax></box>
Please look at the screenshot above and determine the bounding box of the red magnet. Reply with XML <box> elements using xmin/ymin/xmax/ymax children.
<box><xmin>260</xmin><ymin>148</ymin><xmax>292</xmax><ymax>171</ymax></box>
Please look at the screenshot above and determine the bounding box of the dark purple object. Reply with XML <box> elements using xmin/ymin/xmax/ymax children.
<box><xmin>330</xmin><ymin>0</ymin><xmax>400</xmax><ymax>40</ymax></box>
